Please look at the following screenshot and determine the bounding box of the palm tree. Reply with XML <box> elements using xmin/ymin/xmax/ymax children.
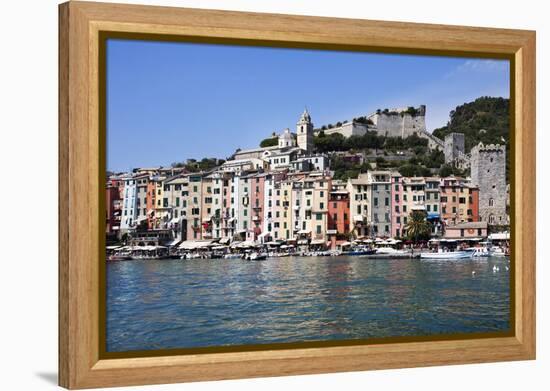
<box><xmin>404</xmin><ymin>210</ymin><xmax>431</xmax><ymax>243</ymax></box>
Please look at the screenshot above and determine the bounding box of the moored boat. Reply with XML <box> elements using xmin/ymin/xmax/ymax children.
<box><xmin>420</xmin><ymin>249</ymin><xmax>474</xmax><ymax>260</ymax></box>
<box><xmin>372</xmin><ymin>247</ymin><xmax>411</xmax><ymax>258</ymax></box>
<box><xmin>107</xmin><ymin>254</ymin><xmax>132</xmax><ymax>261</ymax></box>
<box><xmin>247</xmin><ymin>252</ymin><xmax>267</xmax><ymax>261</ymax></box>
<box><xmin>224</xmin><ymin>253</ymin><xmax>243</xmax><ymax>260</ymax></box>
<box><xmin>345</xmin><ymin>245</ymin><xmax>377</xmax><ymax>256</ymax></box>
<box><xmin>490</xmin><ymin>246</ymin><xmax>508</xmax><ymax>257</ymax></box>
<box><xmin>467</xmin><ymin>247</ymin><xmax>490</xmax><ymax>257</ymax></box>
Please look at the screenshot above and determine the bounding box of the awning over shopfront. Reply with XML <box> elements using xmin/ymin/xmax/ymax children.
<box><xmin>219</xmin><ymin>237</ymin><xmax>231</xmax><ymax>245</ymax></box>
<box><xmin>211</xmin><ymin>245</ymin><xmax>228</xmax><ymax>250</ymax></box>
<box><xmin>427</xmin><ymin>212</ymin><xmax>440</xmax><ymax>220</ymax></box>
<box><xmin>265</xmin><ymin>241</ymin><xmax>281</xmax><ymax>246</ymax></box>
<box><xmin>230</xmin><ymin>241</ymin><xmax>242</xmax><ymax>248</ymax></box>
<box><xmin>237</xmin><ymin>241</ymin><xmax>257</xmax><ymax>248</ymax></box>
<box><xmin>179</xmin><ymin>240</ymin><xmax>216</xmax><ymax>250</ymax></box>
<box><xmin>353</xmin><ymin>215</ymin><xmax>364</xmax><ymax>223</ymax></box>
<box><xmin>297</xmin><ymin>229</ymin><xmax>310</xmax><ymax>235</ymax></box>
<box><xmin>166</xmin><ymin>238</ymin><xmax>181</xmax><ymax>247</ymax></box>
<box><xmin>310</xmin><ymin>239</ymin><xmax>326</xmax><ymax>245</ymax></box>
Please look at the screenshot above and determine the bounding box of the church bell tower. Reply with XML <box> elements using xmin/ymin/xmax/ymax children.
<box><xmin>296</xmin><ymin>108</ymin><xmax>313</xmax><ymax>152</ymax></box>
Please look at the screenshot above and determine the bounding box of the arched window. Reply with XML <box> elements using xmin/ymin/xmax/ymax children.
<box><xmin>489</xmin><ymin>214</ymin><xmax>495</xmax><ymax>224</ymax></box>
<box><xmin>301</xmin><ymin>126</ymin><xmax>304</xmax><ymax>133</ymax></box>
<box><xmin>489</xmin><ymin>198</ymin><xmax>494</xmax><ymax>207</ymax></box>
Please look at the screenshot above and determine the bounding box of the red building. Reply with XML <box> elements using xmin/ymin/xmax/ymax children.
<box><xmin>106</xmin><ymin>178</ymin><xmax>123</xmax><ymax>238</ymax></box>
<box><xmin>465</xmin><ymin>185</ymin><xmax>480</xmax><ymax>222</ymax></box>
<box><xmin>146</xmin><ymin>180</ymin><xmax>156</xmax><ymax>229</ymax></box>
<box><xmin>327</xmin><ymin>190</ymin><xmax>350</xmax><ymax>249</ymax></box>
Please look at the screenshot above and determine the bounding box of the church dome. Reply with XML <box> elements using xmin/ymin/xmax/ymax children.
<box><xmin>298</xmin><ymin>108</ymin><xmax>311</xmax><ymax>123</ymax></box>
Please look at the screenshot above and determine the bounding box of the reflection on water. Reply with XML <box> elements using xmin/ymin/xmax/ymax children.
<box><xmin>106</xmin><ymin>256</ymin><xmax>510</xmax><ymax>352</ymax></box>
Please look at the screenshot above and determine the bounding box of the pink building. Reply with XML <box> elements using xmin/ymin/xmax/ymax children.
<box><xmin>443</xmin><ymin>221</ymin><xmax>488</xmax><ymax>239</ymax></box>
<box><xmin>391</xmin><ymin>172</ymin><xmax>405</xmax><ymax>238</ymax></box>
<box><xmin>250</xmin><ymin>173</ymin><xmax>266</xmax><ymax>239</ymax></box>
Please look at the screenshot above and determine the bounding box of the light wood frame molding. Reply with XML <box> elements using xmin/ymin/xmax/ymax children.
<box><xmin>59</xmin><ymin>1</ymin><xmax>536</xmax><ymax>389</ymax></box>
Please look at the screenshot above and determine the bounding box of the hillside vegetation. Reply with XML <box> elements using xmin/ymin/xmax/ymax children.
<box><xmin>432</xmin><ymin>96</ymin><xmax>510</xmax><ymax>152</ymax></box>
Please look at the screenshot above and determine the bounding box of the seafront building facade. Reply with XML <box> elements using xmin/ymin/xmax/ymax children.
<box><xmin>113</xmin><ymin>168</ymin><xmax>496</xmax><ymax>247</ymax></box>
<box><xmin>110</xmin><ymin>110</ymin><xmax>507</xmax><ymax>247</ymax></box>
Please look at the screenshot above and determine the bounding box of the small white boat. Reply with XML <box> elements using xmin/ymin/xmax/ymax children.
<box><xmin>375</xmin><ymin>247</ymin><xmax>409</xmax><ymax>256</ymax></box>
<box><xmin>490</xmin><ymin>247</ymin><xmax>508</xmax><ymax>257</ymax></box>
<box><xmin>223</xmin><ymin>253</ymin><xmax>242</xmax><ymax>260</ymax></box>
<box><xmin>181</xmin><ymin>252</ymin><xmax>201</xmax><ymax>260</ymax></box>
<box><xmin>247</xmin><ymin>252</ymin><xmax>267</xmax><ymax>261</ymax></box>
<box><xmin>420</xmin><ymin>249</ymin><xmax>474</xmax><ymax>260</ymax></box>
<box><xmin>467</xmin><ymin>247</ymin><xmax>490</xmax><ymax>257</ymax></box>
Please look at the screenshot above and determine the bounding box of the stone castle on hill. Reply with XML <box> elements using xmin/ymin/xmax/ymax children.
<box><xmin>312</xmin><ymin>105</ymin><xmax>444</xmax><ymax>151</ymax></box>
<box><xmin>234</xmin><ymin>105</ymin><xmax>444</xmax><ymax>163</ymax></box>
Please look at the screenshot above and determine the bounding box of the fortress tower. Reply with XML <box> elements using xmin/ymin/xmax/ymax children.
<box><xmin>470</xmin><ymin>142</ymin><xmax>508</xmax><ymax>226</ymax></box>
<box><xmin>297</xmin><ymin>108</ymin><xmax>313</xmax><ymax>152</ymax></box>
<box><xmin>444</xmin><ymin>133</ymin><xmax>465</xmax><ymax>165</ymax></box>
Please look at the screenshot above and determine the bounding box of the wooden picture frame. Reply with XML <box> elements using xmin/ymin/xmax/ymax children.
<box><xmin>59</xmin><ymin>1</ymin><xmax>536</xmax><ymax>389</ymax></box>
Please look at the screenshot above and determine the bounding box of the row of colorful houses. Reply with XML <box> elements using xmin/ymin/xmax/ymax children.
<box><xmin>106</xmin><ymin>109</ymin><xmax>505</xmax><ymax>247</ymax></box>
<box><xmin>107</xmin><ymin>167</ymin><xmax>485</xmax><ymax>248</ymax></box>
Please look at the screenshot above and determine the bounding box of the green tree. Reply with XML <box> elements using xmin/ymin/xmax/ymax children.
<box><xmin>397</xmin><ymin>164</ymin><xmax>431</xmax><ymax>177</ymax></box>
<box><xmin>314</xmin><ymin>133</ymin><xmax>346</xmax><ymax>152</ymax></box>
<box><xmin>432</xmin><ymin>96</ymin><xmax>509</xmax><ymax>152</ymax></box>
<box><xmin>260</xmin><ymin>137</ymin><xmax>278</xmax><ymax>148</ymax></box>
<box><xmin>438</xmin><ymin>164</ymin><xmax>465</xmax><ymax>177</ymax></box>
<box><xmin>404</xmin><ymin>210</ymin><xmax>431</xmax><ymax>242</ymax></box>
<box><xmin>439</xmin><ymin>165</ymin><xmax>453</xmax><ymax>177</ymax></box>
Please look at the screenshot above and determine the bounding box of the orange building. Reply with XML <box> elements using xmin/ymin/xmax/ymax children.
<box><xmin>440</xmin><ymin>177</ymin><xmax>480</xmax><ymax>226</ymax></box>
<box><xmin>465</xmin><ymin>185</ymin><xmax>480</xmax><ymax>222</ymax></box>
<box><xmin>327</xmin><ymin>190</ymin><xmax>350</xmax><ymax>249</ymax></box>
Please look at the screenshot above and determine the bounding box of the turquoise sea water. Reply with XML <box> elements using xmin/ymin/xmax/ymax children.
<box><xmin>106</xmin><ymin>256</ymin><xmax>510</xmax><ymax>352</ymax></box>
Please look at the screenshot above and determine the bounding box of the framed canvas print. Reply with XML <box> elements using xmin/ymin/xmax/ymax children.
<box><xmin>58</xmin><ymin>1</ymin><xmax>536</xmax><ymax>389</ymax></box>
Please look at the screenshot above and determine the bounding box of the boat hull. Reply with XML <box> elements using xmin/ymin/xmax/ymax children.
<box><xmin>420</xmin><ymin>251</ymin><xmax>473</xmax><ymax>260</ymax></box>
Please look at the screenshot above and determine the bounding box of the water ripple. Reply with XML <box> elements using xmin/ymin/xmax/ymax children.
<box><xmin>106</xmin><ymin>256</ymin><xmax>510</xmax><ymax>352</ymax></box>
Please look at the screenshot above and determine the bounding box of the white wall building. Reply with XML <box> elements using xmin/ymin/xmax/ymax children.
<box><xmin>120</xmin><ymin>176</ymin><xmax>138</xmax><ymax>233</ymax></box>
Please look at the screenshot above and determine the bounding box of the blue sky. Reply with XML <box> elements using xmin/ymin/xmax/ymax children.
<box><xmin>106</xmin><ymin>39</ymin><xmax>509</xmax><ymax>172</ymax></box>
